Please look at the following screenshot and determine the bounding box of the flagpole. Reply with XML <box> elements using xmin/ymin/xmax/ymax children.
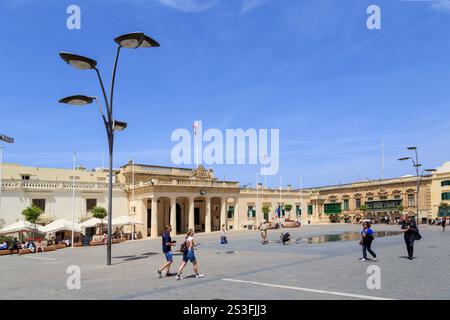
<box><xmin>382</xmin><ymin>140</ymin><xmax>385</xmax><ymax>180</ymax></box>
<box><xmin>132</xmin><ymin>159</ymin><xmax>135</xmax><ymax>240</ymax></box>
<box><xmin>71</xmin><ymin>152</ymin><xmax>76</xmax><ymax>248</ymax></box>
<box><xmin>279</xmin><ymin>175</ymin><xmax>282</xmax><ymax>223</ymax></box>
<box><xmin>264</xmin><ymin>153</ymin><xmax>267</xmax><ymax>188</ymax></box>
<box><xmin>300</xmin><ymin>177</ymin><xmax>303</xmax><ymax>224</ymax></box>
<box><xmin>194</xmin><ymin>121</ymin><xmax>199</xmax><ymax>168</ymax></box>
<box><xmin>256</xmin><ymin>172</ymin><xmax>259</xmax><ymax>224</ymax></box>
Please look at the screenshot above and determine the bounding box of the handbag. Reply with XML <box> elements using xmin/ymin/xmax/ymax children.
<box><xmin>414</xmin><ymin>231</ymin><xmax>422</xmax><ymax>241</ymax></box>
<box><xmin>180</xmin><ymin>241</ymin><xmax>188</xmax><ymax>253</ymax></box>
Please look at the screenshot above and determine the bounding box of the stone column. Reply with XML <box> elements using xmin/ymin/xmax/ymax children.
<box><xmin>205</xmin><ymin>196</ymin><xmax>211</xmax><ymax>233</ymax></box>
<box><xmin>188</xmin><ymin>196</ymin><xmax>195</xmax><ymax>231</ymax></box>
<box><xmin>130</xmin><ymin>198</ymin><xmax>147</xmax><ymax>238</ymax></box>
<box><xmin>150</xmin><ymin>196</ymin><xmax>158</xmax><ymax>239</ymax></box>
<box><xmin>170</xmin><ymin>196</ymin><xmax>177</xmax><ymax>236</ymax></box>
<box><xmin>234</xmin><ymin>197</ymin><xmax>239</xmax><ymax>230</ymax></box>
<box><xmin>221</xmin><ymin>197</ymin><xmax>227</xmax><ymax>229</ymax></box>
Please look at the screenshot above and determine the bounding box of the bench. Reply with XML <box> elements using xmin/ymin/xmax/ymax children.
<box><xmin>0</xmin><ymin>250</ymin><xmax>11</xmax><ymax>256</ymax></box>
<box><xmin>89</xmin><ymin>241</ymin><xmax>105</xmax><ymax>246</ymax></box>
<box><xmin>19</xmin><ymin>249</ymin><xmax>33</xmax><ymax>255</ymax></box>
<box><xmin>56</xmin><ymin>243</ymin><xmax>67</xmax><ymax>249</ymax></box>
<box><xmin>282</xmin><ymin>222</ymin><xmax>300</xmax><ymax>228</ymax></box>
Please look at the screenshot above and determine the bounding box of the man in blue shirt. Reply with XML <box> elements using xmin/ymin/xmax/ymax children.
<box><xmin>158</xmin><ymin>225</ymin><xmax>176</xmax><ymax>278</ymax></box>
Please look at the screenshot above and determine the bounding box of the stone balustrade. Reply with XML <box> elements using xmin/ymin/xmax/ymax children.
<box><xmin>0</xmin><ymin>179</ymin><xmax>125</xmax><ymax>191</ymax></box>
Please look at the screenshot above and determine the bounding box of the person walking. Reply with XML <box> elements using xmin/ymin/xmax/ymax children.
<box><xmin>220</xmin><ymin>224</ymin><xmax>228</xmax><ymax>244</ymax></box>
<box><xmin>401</xmin><ymin>216</ymin><xmax>418</xmax><ymax>260</ymax></box>
<box><xmin>158</xmin><ymin>225</ymin><xmax>176</xmax><ymax>278</ymax></box>
<box><xmin>175</xmin><ymin>229</ymin><xmax>204</xmax><ymax>280</ymax></box>
<box><xmin>441</xmin><ymin>218</ymin><xmax>446</xmax><ymax>232</ymax></box>
<box><xmin>359</xmin><ymin>222</ymin><xmax>376</xmax><ymax>261</ymax></box>
<box><xmin>9</xmin><ymin>237</ymin><xmax>20</xmax><ymax>255</ymax></box>
<box><xmin>259</xmin><ymin>220</ymin><xmax>268</xmax><ymax>244</ymax></box>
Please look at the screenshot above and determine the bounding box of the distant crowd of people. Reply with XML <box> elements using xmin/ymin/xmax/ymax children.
<box><xmin>0</xmin><ymin>238</ymin><xmax>45</xmax><ymax>255</ymax></box>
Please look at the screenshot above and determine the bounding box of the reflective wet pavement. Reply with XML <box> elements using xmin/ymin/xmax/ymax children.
<box><xmin>298</xmin><ymin>231</ymin><xmax>402</xmax><ymax>244</ymax></box>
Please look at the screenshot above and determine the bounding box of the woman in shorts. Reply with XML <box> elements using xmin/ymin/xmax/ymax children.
<box><xmin>175</xmin><ymin>229</ymin><xmax>204</xmax><ymax>280</ymax></box>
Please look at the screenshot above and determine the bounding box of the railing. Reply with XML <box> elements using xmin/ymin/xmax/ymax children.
<box><xmin>0</xmin><ymin>179</ymin><xmax>125</xmax><ymax>191</ymax></box>
<box><xmin>240</xmin><ymin>188</ymin><xmax>299</xmax><ymax>195</ymax></box>
<box><xmin>122</xmin><ymin>165</ymin><xmax>193</xmax><ymax>175</ymax></box>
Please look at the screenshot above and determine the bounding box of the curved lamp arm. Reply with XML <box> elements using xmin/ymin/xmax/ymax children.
<box><xmin>109</xmin><ymin>46</ymin><xmax>122</xmax><ymax>117</ymax></box>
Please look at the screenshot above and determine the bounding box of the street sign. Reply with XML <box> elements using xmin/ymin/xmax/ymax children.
<box><xmin>0</xmin><ymin>134</ymin><xmax>14</xmax><ymax>143</ymax></box>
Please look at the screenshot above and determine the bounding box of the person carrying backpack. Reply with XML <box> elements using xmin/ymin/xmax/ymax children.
<box><xmin>175</xmin><ymin>229</ymin><xmax>204</xmax><ymax>280</ymax></box>
<box><xmin>359</xmin><ymin>222</ymin><xmax>377</xmax><ymax>261</ymax></box>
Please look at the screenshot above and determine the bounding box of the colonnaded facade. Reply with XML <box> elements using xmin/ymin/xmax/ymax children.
<box><xmin>1</xmin><ymin>161</ymin><xmax>450</xmax><ymax>238</ymax></box>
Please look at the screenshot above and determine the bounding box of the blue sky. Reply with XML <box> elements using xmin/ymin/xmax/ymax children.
<box><xmin>1</xmin><ymin>0</ymin><xmax>450</xmax><ymax>188</ymax></box>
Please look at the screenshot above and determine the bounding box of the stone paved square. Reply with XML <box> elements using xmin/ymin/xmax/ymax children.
<box><xmin>1</xmin><ymin>224</ymin><xmax>449</xmax><ymax>300</ymax></box>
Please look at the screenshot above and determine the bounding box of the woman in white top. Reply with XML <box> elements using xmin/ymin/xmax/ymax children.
<box><xmin>175</xmin><ymin>229</ymin><xmax>204</xmax><ymax>280</ymax></box>
<box><xmin>220</xmin><ymin>224</ymin><xmax>228</xmax><ymax>244</ymax></box>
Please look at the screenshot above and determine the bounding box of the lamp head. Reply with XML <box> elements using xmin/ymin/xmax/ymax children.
<box><xmin>113</xmin><ymin>120</ymin><xmax>127</xmax><ymax>132</ymax></box>
<box><xmin>59</xmin><ymin>52</ymin><xmax>97</xmax><ymax>70</ymax></box>
<box><xmin>59</xmin><ymin>95</ymin><xmax>94</xmax><ymax>106</ymax></box>
<box><xmin>114</xmin><ymin>32</ymin><xmax>160</xmax><ymax>49</ymax></box>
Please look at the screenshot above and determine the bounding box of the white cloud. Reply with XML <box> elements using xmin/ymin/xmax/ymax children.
<box><xmin>432</xmin><ymin>0</ymin><xmax>450</xmax><ymax>13</ymax></box>
<box><xmin>240</xmin><ymin>0</ymin><xmax>268</xmax><ymax>14</ymax></box>
<box><xmin>157</xmin><ymin>0</ymin><xmax>217</xmax><ymax>13</ymax></box>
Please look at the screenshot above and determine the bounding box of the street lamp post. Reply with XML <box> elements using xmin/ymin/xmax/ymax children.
<box><xmin>398</xmin><ymin>146</ymin><xmax>436</xmax><ymax>224</ymax></box>
<box><xmin>0</xmin><ymin>134</ymin><xmax>14</xmax><ymax>228</ymax></box>
<box><xmin>58</xmin><ymin>32</ymin><xmax>159</xmax><ymax>265</ymax></box>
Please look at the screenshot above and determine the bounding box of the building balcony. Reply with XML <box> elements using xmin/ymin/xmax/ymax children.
<box><xmin>364</xmin><ymin>199</ymin><xmax>402</xmax><ymax>211</ymax></box>
<box><xmin>126</xmin><ymin>178</ymin><xmax>240</xmax><ymax>190</ymax></box>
